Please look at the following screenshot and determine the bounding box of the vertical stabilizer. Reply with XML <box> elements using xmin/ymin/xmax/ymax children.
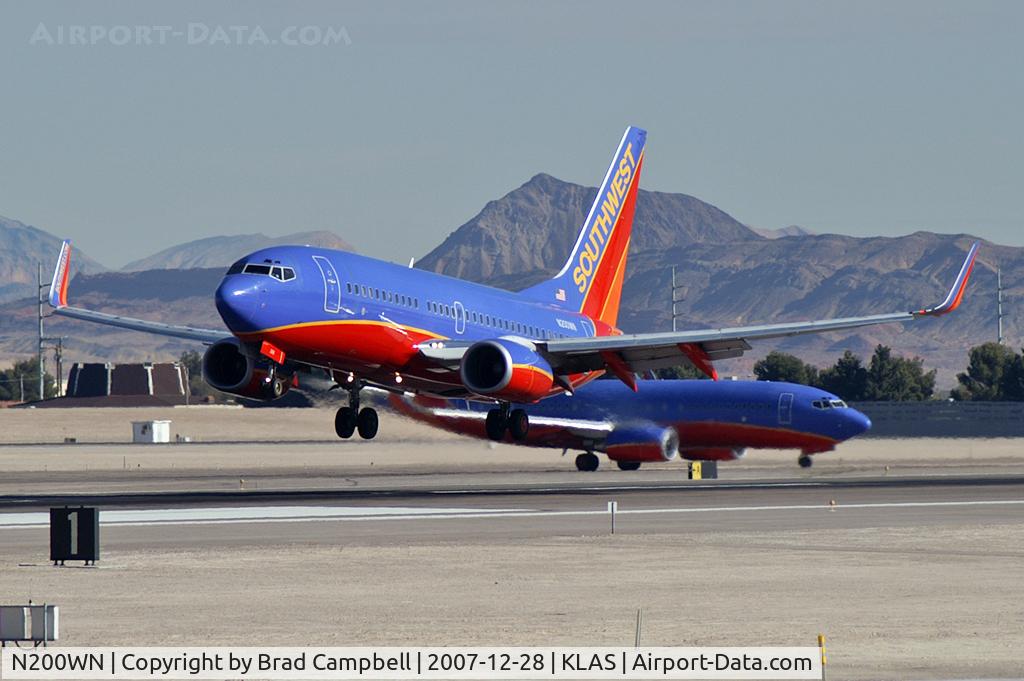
<box><xmin>520</xmin><ymin>126</ymin><xmax>646</xmax><ymax>329</ymax></box>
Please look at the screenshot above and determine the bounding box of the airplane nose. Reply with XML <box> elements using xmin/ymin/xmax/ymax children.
<box><xmin>846</xmin><ymin>408</ymin><xmax>872</xmax><ymax>437</ymax></box>
<box><xmin>215</xmin><ymin>275</ymin><xmax>263</xmax><ymax>332</ymax></box>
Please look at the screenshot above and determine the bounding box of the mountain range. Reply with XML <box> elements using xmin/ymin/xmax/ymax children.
<box><xmin>0</xmin><ymin>177</ymin><xmax>1016</xmax><ymax>390</ymax></box>
<box><xmin>121</xmin><ymin>231</ymin><xmax>354</xmax><ymax>271</ymax></box>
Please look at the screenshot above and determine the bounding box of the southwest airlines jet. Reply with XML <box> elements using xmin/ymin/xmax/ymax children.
<box><xmin>47</xmin><ymin>127</ymin><xmax>978</xmax><ymax>442</ymax></box>
<box><xmin>386</xmin><ymin>380</ymin><xmax>871</xmax><ymax>471</ymax></box>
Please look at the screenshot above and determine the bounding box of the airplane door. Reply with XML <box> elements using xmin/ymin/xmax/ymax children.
<box><xmin>778</xmin><ymin>392</ymin><xmax>794</xmax><ymax>426</ymax></box>
<box><xmin>312</xmin><ymin>255</ymin><xmax>341</xmax><ymax>314</ymax></box>
<box><xmin>453</xmin><ymin>301</ymin><xmax>466</xmax><ymax>335</ymax></box>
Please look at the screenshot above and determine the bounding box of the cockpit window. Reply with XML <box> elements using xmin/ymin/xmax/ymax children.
<box><xmin>812</xmin><ymin>399</ymin><xmax>848</xmax><ymax>410</ymax></box>
<box><xmin>241</xmin><ymin>263</ymin><xmax>296</xmax><ymax>281</ymax></box>
<box><xmin>226</xmin><ymin>259</ymin><xmax>245</xmax><ymax>275</ymax></box>
<box><xmin>830</xmin><ymin>399</ymin><xmax>847</xmax><ymax>409</ymax></box>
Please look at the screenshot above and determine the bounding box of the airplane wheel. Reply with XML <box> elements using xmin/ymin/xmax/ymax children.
<box><xmin>357</xmin><ymin>407</ymin><xmax>379</xmax><ymax>440</ymax></box>
<box><xmin>616</xmin><ymin>461</ymin><xmax>641</xmax><ymax>471</ymax></box>
<box><xmin>261</xmin><ymin>376</ymin><xmax>286</xmax><ymax>399</ymax></box>
<box><xmin>335</xmin><ymin>406</ymin><xmax>357</xmax><ymax>439</ymax></box>
<box><xmin>575</xmin><ymin>452</ymin><xmax>599</xmax><ymax>472</ymax></box>
<box><xmin>508</xmin><ymin>409</ymin><xmax>529</xmax><ymax>441</ymax></box>
<box><xmin>798</xmin><ymin>454</ymin><xmax>813</xmax><ymax>468</ymax></box>
<box><xmin>485</xmin><ymin>409</ymin><xmax>507</xmax><ymax>441</ymax></box>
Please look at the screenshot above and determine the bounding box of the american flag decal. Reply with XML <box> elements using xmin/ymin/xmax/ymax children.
<box><xmin>556</xmin><ymin>288</ymin><xmax>566</xmax><ymax>301</ymax></box>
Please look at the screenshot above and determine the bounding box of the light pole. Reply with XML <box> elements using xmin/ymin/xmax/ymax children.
<box><xmin>38</xmin><ymin>263</ymin><xmax>45</xmax><ymax>400</ymax></box>
<box><xmin>997</xmin><ymin>267</ymin><xmax>1004</xmax><ymax>345</ymax></box>
<box><xmin>670</xmin><ymin>266</ymin><xmax>686</xmax><ymax>332</ymax></box>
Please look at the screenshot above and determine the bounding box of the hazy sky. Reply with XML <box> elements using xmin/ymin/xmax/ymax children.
<box><xmin>1</xmin><ymin>1</ymin><xmax>1021</xmax><ymax>268</ymax></box>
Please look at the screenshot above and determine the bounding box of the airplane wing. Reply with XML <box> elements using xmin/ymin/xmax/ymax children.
<box><xmin>47</xmin><ymin>240</ymin><xmax>227</xmax><ymax>344</ymax></box>
<box><xmin>540</xmin><ymin>241</ymin><xmax>980</xmax><ymax>383</ymax></box>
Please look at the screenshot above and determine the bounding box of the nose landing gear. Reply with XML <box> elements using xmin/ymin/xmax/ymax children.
<box><xmin>798</xmin><ymin>454</ymin><xmax>813</xmax><ymax>468</ymax></box>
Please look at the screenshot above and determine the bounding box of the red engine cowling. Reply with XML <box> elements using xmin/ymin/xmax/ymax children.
<box><xmin>460</xmin><ymin>338</ymin><xmax>553</xmax><ymax>403</ymax></box>
<box><xmin>202</xmin><ymin>338</ymin><xmax>291</xmax><ymax>400</ymax></box>
<box><xmin>681</xmin><ymin>447</ymin><xmax>746</xmax><ymax>461</ymax></box>
<box><xmin>604</xmin><ymin>424</ymin><xmax>680</xmax><ymax>463</ymax></box>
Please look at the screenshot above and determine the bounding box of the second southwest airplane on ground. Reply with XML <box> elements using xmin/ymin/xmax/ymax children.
<box><xmin>48</xmin><ymin>126</ymin><xmax>977</xmax><ymax>444</ymax></box>
<box><xmin>386</xmin><ymin>379</ymin><xmax>872</xmax><ymax>471</ymax></box>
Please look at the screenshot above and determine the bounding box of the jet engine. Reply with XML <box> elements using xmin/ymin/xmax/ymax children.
<box><xmin>680</xmin><ymin>447</ymin><xmax>747</xmax><ymax>461</ymax></box>
<box><xmin>604</xmin><ymin>424</ymin><xmax>680</xmax><ymax>462</ymax></box>
<box><xmin>201</xmin><ymin>338</ymin><xmax>290</xmax><ymax>400</ymax></box>
<box><xmin>460</xmin><ymin>338</ymin><xmax>554</xmax><ymax>403</ymax></box>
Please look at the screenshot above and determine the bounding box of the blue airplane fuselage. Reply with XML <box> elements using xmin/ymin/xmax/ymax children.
<box><xmin>389</xmin><ymin>379</ymin><xmax>871</xmax><ymax>458</ymax></box>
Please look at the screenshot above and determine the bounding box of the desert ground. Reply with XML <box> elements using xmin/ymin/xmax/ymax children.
<box><xmin>1</xmin><ymin>406</ymin><xmax>1023</xmax><ymax>680</ymax></box>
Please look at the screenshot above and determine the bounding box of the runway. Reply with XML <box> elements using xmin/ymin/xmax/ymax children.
<box><xmin>3</xmin><ymin>474</ymin><xmax>1023</xmax><ymax>552</ymax></box>
<box><xmin>2</xmin><ymin>425</ymin><xmax>1023</xmax><ymax>678</ymax></box>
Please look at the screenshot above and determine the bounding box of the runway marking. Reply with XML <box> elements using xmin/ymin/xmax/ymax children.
<box><xmin>0</xmin><ymin>505</ymin><xmax>523</xmax><ymax>528</ymax></box>
<box><xmin>431</xmin><ymin>482</ymin><xmax>829</xmax><ymax>494</ymax></box>
<box><xmin>2</xmin><ymin>499</ymin><xmax>1023</xmax><ymax>529</ymax></box>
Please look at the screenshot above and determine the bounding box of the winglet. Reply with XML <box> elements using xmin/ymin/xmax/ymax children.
<box><xmin>917</xmin><ymin>241</ymin><xmax>979</xmax><ymax>317</ymax></box>
<box><xmin>48</xmin><ymin>240</ymin><xmax>72</xmax><ymax>309</ymax></box>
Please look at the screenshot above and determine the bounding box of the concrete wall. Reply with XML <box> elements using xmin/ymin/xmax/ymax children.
<box><xmin>852</xmin><ymin>401</ymin><xmax>1024</xmax><ymax>438</ymax></box>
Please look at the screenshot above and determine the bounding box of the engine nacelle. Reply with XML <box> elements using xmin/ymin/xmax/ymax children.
<box><xmin>604</xmin><ymin>424</ymin><xmax>679</xmax><ymax>463</ymax></box>
<box><xmin>460</xmin><ymin>338</ymin><xmax>554</xmax><ymax>403</ymax></box>
<box><xmin>681</xmin><ymin>447</ymin><xmax>747</xmax><ymax>462</ymax></box>
<box><xmin>202</xmin><ymin>338</ymin><xmax>290</xmax><ymax>400</ymax></box>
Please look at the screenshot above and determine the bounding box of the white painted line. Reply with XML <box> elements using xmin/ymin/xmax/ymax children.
<box><xmin>1</xmin><ymin>499</ymin><xmax>1022</xmax><ymax>529</ymax></box>
<box><xmin>432</xmin><ymin>482</ymin><xmax>828</xmax><ymax>494</ymax></box>
<box><xmin>0</xmin><ymin>505</ymin><xmax>524</xmax><ymax>528</ymax></box>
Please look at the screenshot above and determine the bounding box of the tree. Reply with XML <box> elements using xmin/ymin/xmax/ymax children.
<box><xmin>653</xmin><ymin>363</ymin><xmax>712</xmax><ymax>380</ymax></box>
<box><xmin>864</xmin><ymin>345</ymin><xmax>935</xmax><ymax>401</ymax></box>
<box><xmin>818</xmin><ymin>350</ymin><xmax>868</xmax><ymax>401</ymax></box>
<box><xmin>951</xmin><ymin>342</ymin><xmax>1019</xmax><ymax>401</ymax></box>
<box><xmin>1001</xmin><ymin>352</ymin><xmax>1024</xmax><ymax>401</ymax></box>
<box><xmin>753</xmin><ymin>351</ymin><xmax>819</xmax><ymax>385</ymax></box>
<box><xmin>0</xmin><ymin>357</ymin><xmax>57</xmax><ymax>402</ymax></box>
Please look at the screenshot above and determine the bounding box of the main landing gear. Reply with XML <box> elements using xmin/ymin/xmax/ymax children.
<box><xmin>798</xmin><ymin>454</ymin><xmax>813</xmax><ymax>469</ymax></box>
<box><xmin>485</xmin><ymin>405</ymin><xmax>530</xmax><ymax>442</ymax></box>
<box><xmin>572</xmin><ymin>454</ymin><xmax>640</xmax><ymax>472</ymax></box>
<box><xmin>335</xmin><ymin>385</ymin><xmax>378</xmax><ymax>440</ymax></box>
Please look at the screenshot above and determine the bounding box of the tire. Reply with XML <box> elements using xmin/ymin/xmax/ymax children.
<box><xmin>508</xmin><ymin>408</ymin><xmax>529</xmax><ymax>441</ymax></box>
<box><xmin>335</xmin><ymin>406</ymin><xmax>357</xmax><ymax>439</ymax></box>
<box><xmin>357</xmin><ymin>407</ymin><xmax>379</xmax><ymax>440</ymax></box>
<box><xmin>575</xmin><ymin>452</ymin><xmax>600</xmax><ymax>472</ymax></box>
<box><xmin>485</xmin><ymin>409</ymin><xmax>507</xmax><ymax>441</ymax></box>
<box><xmin>616</xmin><ymin>460</ymin><xmax>641</xmax><ymax>471</ymax></box>
<box><xmin>260</xmin><ymin>377</ymin><xmax>285</xmax><ymax>399</ymax></box>
<box><xmin>798</xmin><ymin>454</ymin><xmax>813</xmax><ymax>468</ymax></box>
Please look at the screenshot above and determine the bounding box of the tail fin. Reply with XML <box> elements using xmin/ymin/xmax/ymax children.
<box><xmin>49</xmin><ymin>239</ymin><xmax>72</xmax><ymax>308</ymax></box>
<box><xmin>521</xmin><ymin>126</ymin><xmax>646</xmax><ymax>329</ymax></box>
